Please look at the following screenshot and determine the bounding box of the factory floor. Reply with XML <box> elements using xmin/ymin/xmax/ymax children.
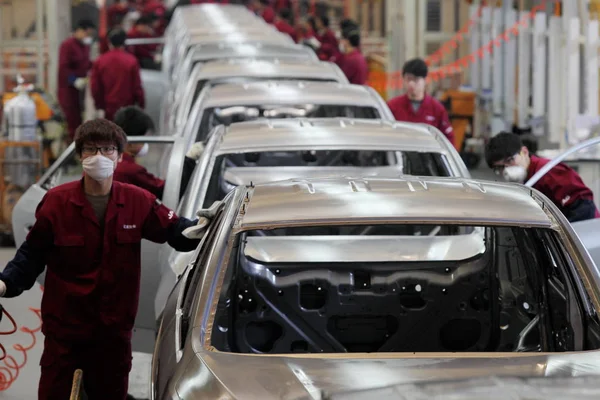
<box><xmin>0</xmin><ymin>165</ymin><xmax>497</xmax><ymax>399</ymax></box>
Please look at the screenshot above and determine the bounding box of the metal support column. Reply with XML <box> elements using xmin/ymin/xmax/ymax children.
<box><xmin>386</xmin><ymin>0</ymin><xmax>406</xmax><ymax>99</ymax></box>
<box><xmin>35</xmin><ymin>0</ymin><xmax>45</xmax><ymax>89</ymax></box>
<box><xmin>46</xmin><ymin>0</ymin><xmax>72</xmax><ymax>98</ymax></box>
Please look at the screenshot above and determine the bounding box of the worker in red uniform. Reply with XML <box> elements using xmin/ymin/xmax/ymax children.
<box><xmin>250</xmin><ymin>0</ymin><xmax>276</xmax><ymax>23</ymax></box>
<box><xmin>387</xmin><ymin>58</ymin><xmax>455</xmax><ymax>146</ymax></box>
<box><xmin>274</xmin><ymin>8</ymin><xmax>297</xmax><ymax>41</ymax></box>
<box><xmin>91</xmin><ymin>29</ymin><xmax>145</xmax><ymax>121</ymax></box>
<box><xmin>100</xmin><ymin>14</ymin><xmax>126</xmax><ymax>54</ymax></box>
<box><xmin>57</xmin><ymin>19</ymin><xmax>96</xmax><ymax>144</ymax></box>
<box><xmin>335</xmin><ymin>28</ymin><xmax>368</xmax><ymax>85</ymax></box>
<box><xmin>486</xmin><ymin>132</ymin><xmax>600</xmax><ymax>222</ymax></box>
<box><xmin>127</xmin><ymin>15</ymin><xmax>159</xmax><ymax>68</ymax></box>
<box><xmin>273</xmin><ymin>0</ymin><xmax>292</xmax><ymax>13</ymax></box>
<box><xmin>142</xmin><ymin>0</ymin><xmax>167</xmax><ymax>35</ymax></box>
<box><xmin>0</xmin><ymin>119</ymin><xmax>210</xmax><ymax>400</ymax></box>
<box><xmin>107</xmin><ymin>0</ymin><xmax>131</xmax><ymax>29</ymax></box>
<box><xmin>314</xmin><ymin>15</ymin><xmax>338</xmax><ymax>56</ymax></box>
<box><xmin>113</xmin><ymin>106</ymin><xmax>205</xmax><ymax>198</ymax></box>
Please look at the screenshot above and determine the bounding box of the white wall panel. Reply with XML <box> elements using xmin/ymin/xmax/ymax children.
<box><xmin>531</xmin><ymin>12</ymin><xmax>547</xmax><ymax>136</ymax></box>
<box><xmin>517</xmin><ymin>11</ymin><xmax>531</xmax><ymax>128</ymax></box>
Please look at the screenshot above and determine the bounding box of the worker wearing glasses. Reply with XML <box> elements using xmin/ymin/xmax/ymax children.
<box><xmin>486</xmin><ymin>132</ymin><xmax>599</xmax><ymax>223</ymax></box>
<box><xmin>0</xmin><ymin>119</ymin><xmax>213</xmax><ymax>399</ymax></box>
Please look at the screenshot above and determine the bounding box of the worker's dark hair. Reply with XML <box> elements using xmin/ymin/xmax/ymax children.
<box><xmin>113</xmin><ymin>106</ymin><xmax>155</xmax><ymax>137</ymax></box>
<box><xmin>318</xmin><ymin>15</ymin><xmax>330</xmax><ymax>28</ymax></box>
<box><xmin>278</xmin><ymin>8</ymin><xmax>291</xmax><ymax>21</ymax></box>
<box><xmin>259</xmin><ymin>0</ymin><xmax>270</xmax><ymax>5</ymax></box>
<box><xmin>74</xmin><ymin>19</ymin><xmax>96</xmax><ymax>32</ymax></box>
<box><xmin>402</xmin><ymin>58</ymin><xmax>428</xmax><ymax>78</ymax></box>
<box><xmin>484</xmin><ymin>132</ymin><xmax>524</xmax><ymax>168</ymax></box>
<box><xmin>307</xmin><ymin>16</ymin><xmax>317</xmax><ymax>32</ymax></box>
<box><xmin>346</xmin><ymin>32</ymin><xmax>360</xmax><ymax>47</ymax></box>
<box><xmin>108</xmin><ymin>28</ymin><xmax>127</xmax><ymax>48</ymax></box>
<box><xmin>135</xmin><ymin>16</ymin><xmax>153</xmax><ymax>26</ymax></box>
<box><xmin>340</xmin><ymin>19</ymin><xmax>358</xmax><ymax>32</ymax></box>
<box><xmin>75</xmin><ymin>119</ymin><xmax>127</xmax><ymax>156</ymax></box>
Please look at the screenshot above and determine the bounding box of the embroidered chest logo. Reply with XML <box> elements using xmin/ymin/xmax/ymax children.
<box><xmin>561</xmin><ymin>195</ymin><xmax>571</xmax><ymax>206</ymax></box>
<box><xmin>123</xmin><ymin>224</ymin><xmax>137</xmax><ymax>229</ymax></box>
<box><xmin>167</xmin><ymin>210</ymin><xmax>174</xmax><ymax>220</ymax></box>
<box><xmin>426</xmin><ymin>115</ymin><xmax>435</xmax><ymax>121</ymax></box>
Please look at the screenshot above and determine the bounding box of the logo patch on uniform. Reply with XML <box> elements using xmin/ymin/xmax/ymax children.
<box><xmin>167</xmin><ymin>210</ymin><xmax>174</xmax><ymax>220</ymax></box>
<box><xmin>562</xmin><ymin>195</ymin><xmax>571</xmax><ymax>206</ymax></box>
<box><xmin>123</xmin><ymin>224</ymin><xmax>137</xmax><ymax>229</ymax></box>
<box><xmin>426</xmin><ymin>116</ymin><xmax>435</xmax><ymax>121</ymax></box>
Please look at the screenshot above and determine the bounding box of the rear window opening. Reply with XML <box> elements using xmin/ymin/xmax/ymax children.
<box><xmin>209</xmin><ymin>224</ymin><xmax>598</xmax><ymax>354</ymax></box>
<box><xmin>200</xmin><ymin>151</ymin><xmax>450</xmax><ymax>208</ymax></box>
<box><xmin>196</xmin><ymin>104</ymin><xmax>381</xmax><ymax>141</ymax></box>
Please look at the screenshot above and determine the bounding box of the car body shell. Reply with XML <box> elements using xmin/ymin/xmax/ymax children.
<box><xmin>154</xmin><ymin>118</ymin><xmax>469</xmax><ymax>323</ymax></box>
<box><xmin>151</xmin><ymin>176</ymin><xmax>600</xmax><ymax>399</ymax></box>
<box><xmin>165</xmin><ymin>59</ymin><xmax>349</xmax><ymax>135</ymax></box>
<box><xmin>170</xmin><ymin>43</ymin><xmax>319</xmax><ymax>88</ymax></box>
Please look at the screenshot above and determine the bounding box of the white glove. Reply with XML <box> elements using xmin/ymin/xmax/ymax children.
<box><xmin>305</xmin><ymin>37</ymin><xmax>321</xmax><ymax>49</ymax></box>
<box><xmin>182</xmin><ymin>201</ymin><xmax>222</xmax><ymax>239</ymax></box>
<box><xmin>186</xmin><ymin>142</ymin><xmax>204</xmax><ymax>161</ymax></box>
<box><xmin>0</xmin><ymin>280</ymin><xmax>6</xmax><ymax>297</ymax></box>
<box><xmin>73</xmin><ymin>77</ymin><xmax>87</xmax><ymax>91</ymax></box>
<box><xmin>154</xmin><ymin>53</ymin><xmax>163</xmax><ymax>64</ymax></box>
<box><xmin>96</xmin><ymin>109</ymin><xmax>105</xmax><ymax>119</ymax></box>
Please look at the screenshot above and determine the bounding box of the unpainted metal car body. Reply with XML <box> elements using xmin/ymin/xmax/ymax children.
<box><xmin>152</xmin><ymin>175</ymin><xmax>600</xmax><ymax>399</ymax></box>
<box><xmin>180</xmin><ymin>81</ymin><xmax>394</xmax><ymax>145</ymax></box>
<box><xmin>154</xmin><ymin>118</ymin><xmax>469</xmax><ymax>321</ymax></box>
<box><xmin>164</xmin><ymin>59</ymin><xmax>349</xmax><ymax>135</ymax></box>
<box><xmin>170</xmin><ymin>42</ymin><xmax>319</xmax><ymax>89</ymax></box>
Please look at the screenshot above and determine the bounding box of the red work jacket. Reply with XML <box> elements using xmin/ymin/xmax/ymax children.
<box><xmin>114</xmin><ymin>153</ymin><xmax>165</xmax><ymax>198</ymax></box>
<box><xmin>274</xmin><ymin>19</ymin><xmax>297</xmax><ymax>41</ymax></box>
<box><xmin>90</xmin><ymin>48</ymin><xmax>145</xmax><ymax>120</ymax></box>
<box><xmin>527</xmin><ymin>155</ymin><xmax>600</xmax><ymax>218</ymax></box>
<box><xmin>315</xmin><ymin>29</ymin><xmax>338</xmax><ymax>60</ymax></box>
<box><xmin>143</xmin><ymin>0</ymin><xmax>167</xmax><ymax>35</ymax></box>
<box><xmin>273</xmin><ymin>0</ymin><xmax>292</xmax><ymax>12</ymax></box>
<box><xmin>336</xmin><ymin>49</ymin><xmax>368</xmax><ymax>85</ymax></box>
<box><xmin>387</xmin><ymin>94</ymin><xmax>455</xmax><ymax>146</ymax></box>
<box><xmin>25</xmin><ymin>180</ymin><xmax>191</xmax><ymax>339</ymax></box>
<box><xmin>57</xmin><ymin>37</ymin><xmax>91</xmax><ymax>104</ymax></box>
<box><xmin>127</xmin><ymin>28</ymin><xmax>159</xmax><ymax>61</ymax></box>
<box><xmin>107</xmin><ymin>3</ymin><xmax>129</xmax><ymax>29</ymax></box>
<box><xmin>261</xmin><ymin>6</ymin><xmax>276</xmax><ymax>24</ymax></box>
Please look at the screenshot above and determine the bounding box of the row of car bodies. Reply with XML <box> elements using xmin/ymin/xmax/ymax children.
<box><xmin>11</xmin><ymin>2</ymin><xmax>600</xmax><ymax>399</ymax></box>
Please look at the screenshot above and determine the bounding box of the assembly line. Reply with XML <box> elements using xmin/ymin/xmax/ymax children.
<box><xmin>1</xmin><ymin>1</ymin><xmax>600</xmax><ymax>400</ymax></box>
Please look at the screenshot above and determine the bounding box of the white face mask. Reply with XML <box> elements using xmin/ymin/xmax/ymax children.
<box><xmin>82</xmin><ymin>36</ymin><xmax>94</xmax><ymax>46</ymax></box>
<box><xmin>136</xmin><ymin>143</ymin><xmax>149</xmax><ymax>157</ymax></box>
<box><xmin>503</xmin><ymin>165</ymin><xmax>527</xmax><ymax>183</ymax></box>
<box><xmin>82</xmin><ymin>154</ymin><xmax>117</xmax><ymax>182</ymax></box>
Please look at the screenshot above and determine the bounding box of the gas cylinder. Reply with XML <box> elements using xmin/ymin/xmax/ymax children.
<box><xmin>1</xmin><ymin>76</ymin><xmax>39</xmax><ymax>190</ymax></box>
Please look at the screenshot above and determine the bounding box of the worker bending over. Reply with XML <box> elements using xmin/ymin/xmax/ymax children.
<box><xmin>112</xmin><ymin>106</ymin><xmax>204</xmax><ymax>198</ymax></box>
<box><xmin>387</xmin><ymin>58</ymin><xmax>455</xmax><ymax>146</ymax></box>
<box><xmin>486</xmin><ymin>132</ymin><xmax>600</xmax><ymax>222</ymax></box>
<box><xmin>91</xmin><ymin>29</ymin><xmax>145</xmax><ymax>121</ymax></box>
<box><xmin>0</xmin><ymin>119</ymin><xmax>210</xmax><ymax>399</ymax></box>
<box><xmin>57</xmin><ymin>19</ymin><xmax>96</xmax><ymax>144</ymax></box>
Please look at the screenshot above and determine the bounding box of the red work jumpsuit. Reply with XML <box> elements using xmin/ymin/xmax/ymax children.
<box><xmin>107</xmin><ymin>3</ymin><xmax>130</xmax><ymax>29</ymax></box>
<box><xmin>274</xmin><ymin>19</ymin><xmax>297</xmax><ymax>41</ymax></box>
<box><xmin>261</xmin><ymin>6</ymin><xmax>276</xmax><ymax>23</ymax></box>
<box><xmin>127</xmin><ymin>27</ymin><xmax>159</xmax><ymax>65</ymax></box>
<box><xmin>57</xmin><ymin>37</ymin><xmax>91</xmax><ymax>140</ymax></box>
<box><xmin>114</xmin><ymin>153</ymin><xmax>165</xmax><ymax>198</ymax></box>
<box><xmin>143</xmin><ymin>0</ymin><xmax>167</xmax><ymax>36</ymax></box>
<box><xmin>387</xmin><ymin>94</ymin><xmax>456</xmax><ymax>147</ymax></box>
<box><xmin>527</xmin><ymin>155</ymin><xmax>600</xmax><ymax>222</ymax></box>
<box><xmin>0</xmin><ymin>179</ymin><xmax>200</xmax><ymax>400</ymax></box>
<box><xmin>315</xmin><ymin>29</ymin><xmax>338</xmax><ymax>61</ymax></box>
<box><xmin>90</xmin><ymin>48</ymin><xmax>145</xmax><ymax>121</ymax></box>
<box><xmin>335</xmin><ymin>48</ymin><xmax>368</xmax><ymax>85</ymax></box>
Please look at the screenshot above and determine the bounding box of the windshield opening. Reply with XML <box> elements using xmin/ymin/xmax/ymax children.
<box><xmin>196</xmin><ymin>105</ymin><xmax>381</xmax><ymax>141</ymax></box>
<box><xmin>201</xmin><ymin>151</ymin><xmax>450</xmax><ymax>208</ymax></box>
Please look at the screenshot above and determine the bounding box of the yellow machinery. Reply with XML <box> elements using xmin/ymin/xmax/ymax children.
<box><xmin>440</xmin><ymin>89</ymin><xmax>480</xmax><ymax>168</ymax></box>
